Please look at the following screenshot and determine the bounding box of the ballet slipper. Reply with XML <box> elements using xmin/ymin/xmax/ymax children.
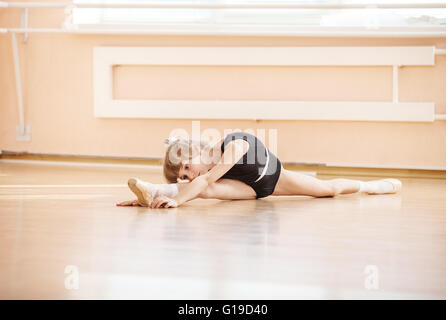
<box><xmin>127</xmin><ymin>178</ymin><xmax>153</xmax><ymax>207</ymax></box>
<box><xmin>367</xmin><ymin>178</ymin><xmax>402</xmax><ymax>195</ymax></box>
<box><xmin>382</xmin><ymin>178</ymin><xmax>402</xmax><ymax>194</ymax></box>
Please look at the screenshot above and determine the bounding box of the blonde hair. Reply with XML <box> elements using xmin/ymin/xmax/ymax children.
<box><xmin>163</xmin><ymin>138</ymin><xmax>210</xmax><ymax>183</ymax></box>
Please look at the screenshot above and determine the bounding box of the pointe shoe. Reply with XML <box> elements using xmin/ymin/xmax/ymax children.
<box><xmin>367</xmin><ymin>178</ymin><xmax>402</xmax><ymax>195</ymax></box>
<box><xmin>127</xmin><ymin>178</ymin><xmax>153</xmax><ymax>207</ymax></box>
<box><xmin>382</xmin><ymin>178</ymin><xmax>402</xmax><ymax>194</ymax></box>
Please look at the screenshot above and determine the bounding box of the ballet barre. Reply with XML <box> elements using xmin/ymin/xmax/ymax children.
<box><xmin>2</xmin><ymin>1</ymin><xmax>446</xmax><ymax>9</ymax></box>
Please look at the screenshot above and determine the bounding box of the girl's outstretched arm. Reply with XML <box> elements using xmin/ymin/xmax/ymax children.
<box><xmin>151</xmin><ymin>139</ymin><xmax>249</xmax><ymax>209</ymax></box>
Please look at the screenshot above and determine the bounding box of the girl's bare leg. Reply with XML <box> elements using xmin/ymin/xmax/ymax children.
<box><xmin>123</xmin><ymin>177</ymin><xmax>256</xmax><ymax>206</ymax></box>
<box><xmin>196</xmin><ymin>178</ymin><xmax>257</xmax><ymax>200</ymax></box>
<box><xmin>134</xmin><ymin>178</ymin><xmax>257</xmax><ymax>200</ymax></box>
<box><xmin>272</xmin><ymin>169</ymin><xmax>401</xmax><ymax>197</ymax></box>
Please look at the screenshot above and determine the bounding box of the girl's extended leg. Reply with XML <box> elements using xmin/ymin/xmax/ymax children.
<box><xmin>272</xmin><ymin>169</ymin><xmax>401</xmax><ymax>197</ymax></box>
<box><xmin>196</xmin><ymin>178</ymin><xmax>257</xmax><ymax>200</ymax></box>
<box><xmin>142</xmin><ymin>178</ymin><xmax>257</xmax><ymax>200</ymax></box>
<box><xmin>123</xmin><ymin>177</ymin><xmax>256</xmax><ymax>206</ymax></box>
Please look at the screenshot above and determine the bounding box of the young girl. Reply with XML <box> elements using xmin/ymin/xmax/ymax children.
<box><xmin>116</xmin><ymin>131</ymin><xmax>402</xmax><ymax>209</ymax></box>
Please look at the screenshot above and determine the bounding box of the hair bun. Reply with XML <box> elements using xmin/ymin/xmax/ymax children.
<box><xmin>164</xmin><ymin>137</ymin><xmax>179</xmax><ymax>148</ymax></box>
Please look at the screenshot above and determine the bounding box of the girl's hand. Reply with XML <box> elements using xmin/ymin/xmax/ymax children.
<box><xmin>150</xmin><ymin>195</ymin><xmax>179</xmax><ymax>209</ymax></box>
<box><xmin>116</xmin><ymin>199</ymin><xmax>146</xmax><ymax>207</ymax></box>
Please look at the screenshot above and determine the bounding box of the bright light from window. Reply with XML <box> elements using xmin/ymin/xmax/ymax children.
<box><xmin>71</xmin><ymin>1</ymin><xmax>446</xmax><ymax>28</ymax></box>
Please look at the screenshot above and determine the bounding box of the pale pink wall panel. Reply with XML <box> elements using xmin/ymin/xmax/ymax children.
<box><xmin>113</xmin><ymin>65</ymin><xmax>391</xmax><ymax>101</ymax></box>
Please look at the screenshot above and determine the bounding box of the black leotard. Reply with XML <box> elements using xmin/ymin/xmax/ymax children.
<box><xmin>219</xmin><ymin>131</ymin><xmax>282</xmax><ymax>199</ymax></box>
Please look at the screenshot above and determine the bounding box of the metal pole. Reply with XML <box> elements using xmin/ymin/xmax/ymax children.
<box><xmin>21</xmin><ymin>8</ymin><xmax>28</xmax><ymax>42</ymax></box>
<box><xmin>11</xmin><ymin>32</ymin><xmax>25</xmax><ymax>135</ymax></box>
<box><xmin>2</xmin><ymin>1</ymin><xmax>446</xmax><ymax>9</ymax></box>
<box><xmin>4</xmin><ymin>27</ymin><xmax>446</xmax><ymax>38</ymax></box>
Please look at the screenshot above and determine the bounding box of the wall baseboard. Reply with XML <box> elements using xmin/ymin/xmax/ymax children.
<box><xmin>1</xmin><ymin>151</ymin><xmax>445</xmax><ymax>179</ymax></box>
<box><xmin>284</xmin><ymin>163</ymin><xmax>446</xmax><ymax>179</ymax></box>
<box><xmin>0</xmin><ymin>150</ymin><xmax>161</xmax><ymax>166</ymax></box>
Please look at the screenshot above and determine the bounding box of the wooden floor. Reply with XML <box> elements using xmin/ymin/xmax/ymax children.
<box><xmin>1</xmin><ymin>161</ymin><xmax>445</xmax><ymax>299</ymax></box>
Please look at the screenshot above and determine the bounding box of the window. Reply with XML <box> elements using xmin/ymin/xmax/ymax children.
<box><xmin>70</xmin><ymin>0</ymin><xmax>446</xmax><ymax>34</ymax></box>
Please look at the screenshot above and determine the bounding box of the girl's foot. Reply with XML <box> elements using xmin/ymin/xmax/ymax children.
<box><xmin>127</xmin><ymin>178</ymin><xmax>154</xmax><ymax>207</ymax></box>
<box><xmin>363</xmin><ymin>178</ymin><xmax>402</xmax><ymax>195</ymax></box>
